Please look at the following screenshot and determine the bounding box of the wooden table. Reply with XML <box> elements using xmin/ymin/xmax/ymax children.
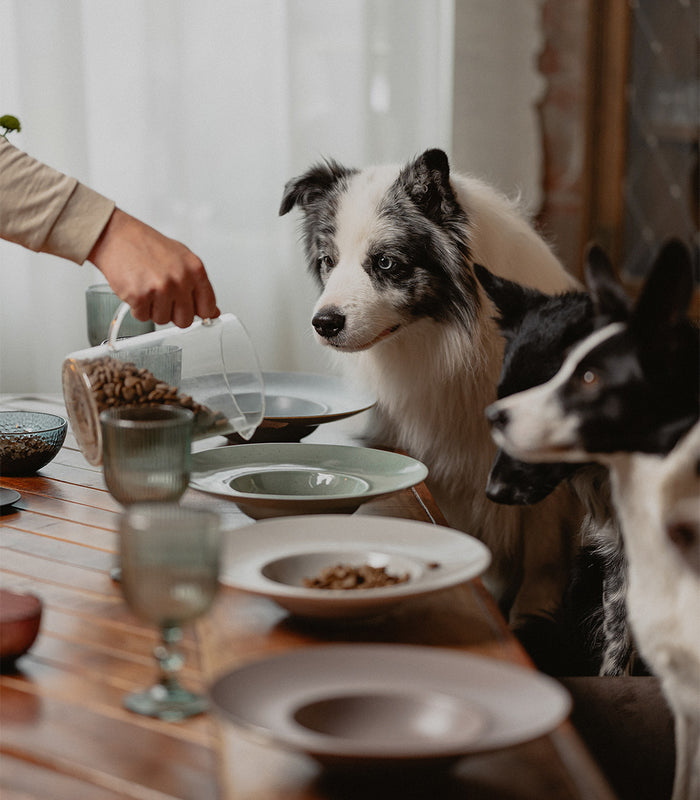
<box><xmin>0</xmin><ymin>394</ymin><xmax>618</xmax><ymax>800</ymax></box>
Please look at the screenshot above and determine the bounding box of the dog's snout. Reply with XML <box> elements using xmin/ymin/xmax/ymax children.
<box><xmin>486</xmin><ymin>404</ymin><xmax>509</xmax><ymax>430</ymax></box>
<box><xmin>313</xmin><ymin>307</ymin><xmax>346</xmax><ymax>339</ymax></box>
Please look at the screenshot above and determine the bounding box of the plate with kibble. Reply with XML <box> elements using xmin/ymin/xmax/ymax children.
<box><xmin>220</xmin><ymin>515</ymin><xmax>491</xmax><ymax>620</ymax></box>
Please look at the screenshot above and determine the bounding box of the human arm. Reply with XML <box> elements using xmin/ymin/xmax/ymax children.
<box><xmin>0</xmin><ymin>135</ymin><xmax>114</xmax><ymax>263</ymax></box>
<box><xmin>0</xmin><ymin>137</ymin><xmax>219</xmax><ymax>327</ymax></box>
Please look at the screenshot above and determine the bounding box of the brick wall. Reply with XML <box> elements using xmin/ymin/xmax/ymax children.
<box><xmin>536</xmin><ymin>0</ymin><xmax>591</xmax><ymax>277</ymax></box>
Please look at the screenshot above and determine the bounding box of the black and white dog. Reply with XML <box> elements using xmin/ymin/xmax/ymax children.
<box><xmin>487</xmin><ymin>239</ymin><xmax>698</xmax><ymax>459</ymax></box>
<box><xmin>486</xmin><ymin>239</ymin><xmax>700</xmax><ymax>800</ymax></box>
<box><xmin>475</xmin><ymin>258</ymin><xmax>633</xmax><ymax>676</ymax></box>
<box><xmin>280</xmin><ymin>148</ymin><xmax>583</xmax><ymax>631</ymax></box>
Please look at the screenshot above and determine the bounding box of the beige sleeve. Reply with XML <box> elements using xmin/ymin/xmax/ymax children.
<box><xmin>0</xmin><ymin>137</ymin><xmax>116</xmax><ymax>264</ymax></box>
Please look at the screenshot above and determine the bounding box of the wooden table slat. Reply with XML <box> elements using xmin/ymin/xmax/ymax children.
<box><xmin>0</xmin><ymin>687</ymin><xmax>220</xmax><ymax>800</ymax></box>
<box><xmin>2</xmin><ymin>661</ymin><xmax>213</xmax><ymax>746</ymax></box>
<box><xmin>1</xmin><ymin>752</ymin><xmax>137</xmax><ymax>800</ymax></box>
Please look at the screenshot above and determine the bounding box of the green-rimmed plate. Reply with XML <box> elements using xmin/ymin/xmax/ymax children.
<box><xmin>189</xmin><ymin>442</ymin><xmax>428</xmax><ymax>519</ymax></box>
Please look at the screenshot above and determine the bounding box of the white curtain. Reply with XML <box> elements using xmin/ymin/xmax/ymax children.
<box><xmin>0</xmin><ymin>0</ymin><xmax>455</xmax><ymax>393</ymax></box>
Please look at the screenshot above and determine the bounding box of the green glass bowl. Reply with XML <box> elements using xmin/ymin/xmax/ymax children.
<box><xmin>0</xmin><ymin>411</ymin><xmax>68</xmax><ymax>476</ymax></box>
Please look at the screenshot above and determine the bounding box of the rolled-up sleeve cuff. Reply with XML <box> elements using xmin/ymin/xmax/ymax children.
<box><xmin>42</xmin><ymin>183</ymin><xmax>116</xmax><ymax>264</ymax></box>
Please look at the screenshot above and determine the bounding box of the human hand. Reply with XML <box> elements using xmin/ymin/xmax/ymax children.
<box><xmin>88</xmin><ymin>208</ymin><xmax>219</xmax><ymax>328</ymax></box>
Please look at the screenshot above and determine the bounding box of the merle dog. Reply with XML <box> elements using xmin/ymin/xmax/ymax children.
<box><xmin>280</xmin><ymin>148</ymin><xmax>582</xmax><ymax>635</ymax></box>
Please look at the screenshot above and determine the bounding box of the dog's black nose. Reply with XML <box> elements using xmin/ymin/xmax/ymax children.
<box><xmin>486</xmin><ymin>404</ymin><xmax>509</xmax><ymax>430</ymax></box>
<box><xmin>313</xmin><ymin>307</ymin><xmax>345</xmax><ymax>339</ymax></box>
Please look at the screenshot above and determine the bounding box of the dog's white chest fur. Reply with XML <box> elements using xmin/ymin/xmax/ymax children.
<box><xmin>608</xmin><ymin>431</ymin><xmax>700</xmax><ymax>800</ymax></box>
<box><xmin>612</xmin><ymin>453</ymin><xmax>700</xmax><ymax>671</ymax></box>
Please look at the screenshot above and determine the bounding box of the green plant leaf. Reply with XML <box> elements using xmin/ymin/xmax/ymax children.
<box><xmin>1</xmin><ymin>115</ymin><xmax>22</xmax><ymax>138</ymax></box>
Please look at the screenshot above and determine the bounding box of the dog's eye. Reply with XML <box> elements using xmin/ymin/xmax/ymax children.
<box><xmin>377</xmin><ymin>255</ymin><xmax>394</xmax><ymax>271</ymax></box>
<box><xmin>582</xmin><ymin>369</ymin><xmax>599</xmax><ymax>387</ymax></box>
<box><xmin>318</xmin><ymin>255</ymin><xmax>334</xmax><ymax>271</ymax></box>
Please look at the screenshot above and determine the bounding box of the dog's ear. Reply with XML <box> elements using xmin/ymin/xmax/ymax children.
<box><xmin>396</xmin><ymin>148</ymin><xmax>460</xmax><ymax>224</ymax></box>
<box><xmin>632</xmin><ymin>239</ymin><xmax>697</xmax><ymax>415</ymax></box>
<box><xmin>584</xmin><ymin>243</ymin><xmax>631</xmax><ymax>321</ymax></box>
<box><xmin>632</xmin><ymin>238</ymin><xmax>694</xmax><ymax>333</ymax></box>
<box><xmin>279</xmin><ymin>159</ymin><xmax>356</xmax><ymax>216</ymax></box>
<box><xmin>473</xmin><ymin>263</ymin><xmax>545</xmax><ymax>339</ymax></box>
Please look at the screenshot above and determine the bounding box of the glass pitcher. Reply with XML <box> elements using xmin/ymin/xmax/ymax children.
<box><xmin>62</xmin><ymin>303</ymin><xmax>265</xmax><ymax>465</ymax></box>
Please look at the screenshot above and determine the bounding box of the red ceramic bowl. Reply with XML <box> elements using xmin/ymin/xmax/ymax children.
<box><xmin>0</xmin><ymin>589</ymin><xmax>42</xmax><ymax>669</ymax></box>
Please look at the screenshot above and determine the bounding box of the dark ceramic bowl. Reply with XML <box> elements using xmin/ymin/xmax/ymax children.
<box><xmin>0</xmin><ymin>411</ymin><xmax>67</xmax><ymax>476</ymax></box>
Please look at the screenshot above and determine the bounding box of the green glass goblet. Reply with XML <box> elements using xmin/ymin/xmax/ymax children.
<box><xmin>119</xmin><ymin>503</ymin><xmax>221</xmax><ymax>721</ymax></box>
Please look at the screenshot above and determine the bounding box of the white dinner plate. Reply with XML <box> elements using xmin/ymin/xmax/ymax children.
<box><xmin>219</xmin><ymin>514</ymin><xmax>491</xmax><ymax>619</ymax></box>
<box><xmin>209</xmin><ymin>644</ymin><xmax>571</xmax><ymax>766</ymax></box>
<box><xmin>190</xmin><ymin>443</ymin><xmax>428</xmax><ymax>519</ymax></box>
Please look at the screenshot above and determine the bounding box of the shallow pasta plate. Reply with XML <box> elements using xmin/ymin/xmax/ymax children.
<box><xmin>209</xmin><ymin>644</ymin><xmax>571</xmax><ymax>767</ymax></box>
<box><xmin>189</xmin><ymin>443</ymin><xmax>428</xmax><ymax>519</ymax></box>
<box><xmin>229</xmin><ymin>371</ymin><xmax>376</xmax><ymax>442</ymax></box>
<box><xmin>218</xmin><ymin>514</ymin><xmax>491</xmax><ymax>619</ymax></box>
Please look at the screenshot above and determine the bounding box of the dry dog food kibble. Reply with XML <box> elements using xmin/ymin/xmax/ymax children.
<box><xmin>0</xmin><ymin>432</ymin><xmax>54</xmax><ymax>460</ymax></box>
<box><xmin>76</xmin><ymin>356</ymin><xmax>229</xmax><ymax>435</ymax></box>
<box><xmin>303</xmin><ymin>563</ymin><xmax>410</xmax><ymax>590</ymax></box>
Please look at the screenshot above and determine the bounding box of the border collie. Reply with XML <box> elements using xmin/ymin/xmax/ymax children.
<box><xmin>474</xmin><ymin>258</ymin><xmax>633</xmax><ymax>676</ymax></box>
<box><xmin>280</xmin><ymin>148</ymin><xmax>582</xmax><ymax>631</ymax></box>
<box><xmin>486</xmin><ymin>239</ymin><xmax>700</xmax><ymax>800</ymax></box>
<box><xmin>486</xmin><ymin>239</ymin><xmax>698</xmax><ymax>460</ymax></box>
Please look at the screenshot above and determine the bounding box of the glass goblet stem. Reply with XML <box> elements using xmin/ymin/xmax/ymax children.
<box><xmin>154</xmin><ymin>625</ymin><xmax>186</xmax><ymax>685</ymax></box>
<box><xmin>123</xmin><ymin>624</ymin><xmax>209</xmax><ymax>721</ymax></box>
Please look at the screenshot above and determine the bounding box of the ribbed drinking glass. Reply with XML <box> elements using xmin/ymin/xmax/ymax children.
<box><xmin>100</xmin><ymin>405</ymin><xmax>193</xmax><ymax>505</ymax></box>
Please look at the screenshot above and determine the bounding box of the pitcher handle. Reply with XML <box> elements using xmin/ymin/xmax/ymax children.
<box><xmin>107</xmin><ymin>302</ymin><xmax>133</xmax><ymax>350</ymax></box>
